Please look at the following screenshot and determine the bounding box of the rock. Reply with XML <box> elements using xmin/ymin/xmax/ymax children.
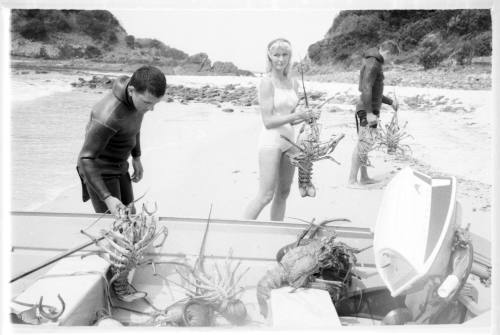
<box><xmin>222</xmin><ymin>108</ymin><xmax>234</xmax><ymax>113</ymax></box>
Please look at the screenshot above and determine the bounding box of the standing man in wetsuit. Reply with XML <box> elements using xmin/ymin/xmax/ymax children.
<box><xmin>348</xmin><ymin>41</ymin><xmax>399</xmax><ymax>186</ymax></box>
<box><xmin>77</xmin><ymin>66</ymin><xmax>166</xmax><ymax>214</ymax></box>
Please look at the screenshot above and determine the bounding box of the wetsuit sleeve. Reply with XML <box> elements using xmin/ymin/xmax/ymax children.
<box><xmin>382</xmin><ymin>95</ymin><xmax>393</xmax><ymax>106</ymax></box>
<box><xmin>77</xmin><ymin>119</ymin><xmax>117</xmax><ymax>200</ymax></box>
<box><xmin>359</xmin><ymin>60</ymin><xmax>379</xmax><ymax>113</ymax></box>
<box><xmin>131</xmin><ymin>132</ymin><xmax>141</xmax><ymax>158</ymax></box>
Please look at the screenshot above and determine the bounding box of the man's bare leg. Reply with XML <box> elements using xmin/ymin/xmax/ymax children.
<box><xmin>360</xmin><ymin>165</ymin><xmax>378</xmax><ymax>184</ymax></box>
<box><xmin>348</xmin><ymin>145</ymin><xmax>360</xmax><ymax>185</ymax></box>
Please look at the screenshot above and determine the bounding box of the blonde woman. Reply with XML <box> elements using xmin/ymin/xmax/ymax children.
<box><xmin>243</xmin><ymin>38</ymin><xmax>316</xmax><ymax>221</ymax></box>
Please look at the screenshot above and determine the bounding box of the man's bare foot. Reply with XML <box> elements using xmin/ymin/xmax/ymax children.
<box><xmin>348</xmin><ymin>178</ymin><xmax>357</xmax><ymax>185</ymax></box>
<box><xmin>360</xmin><ymin>177</ymin><xmax>379</xmax><ymax>185</ymax></box>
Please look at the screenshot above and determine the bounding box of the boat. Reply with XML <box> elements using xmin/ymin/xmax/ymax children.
<box><xmin>9</xmin><ymin>167</ymin><xmax>491</xmax><ymax>328</ymax></box>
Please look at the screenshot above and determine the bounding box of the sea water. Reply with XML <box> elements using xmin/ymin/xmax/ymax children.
<box><xmin>8</xmin><ymin>71</ymin><xmax>260</xmax><ymax>211</ymax></box>
<box><xmin>10</xmin><ymin>72</ymin><xmax>98</xmax><ymax>210</ymax></box>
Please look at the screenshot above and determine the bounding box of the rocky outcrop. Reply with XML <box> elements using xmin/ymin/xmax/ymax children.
<box><xmin>306</xmin><ymin>10</ymin><xmax>491</xmax><ymax>70</ymax></box>
<box><xmin>11</xmin><ymin>9</ymin><xmax>254</xmax><ymax>76</ymax></box>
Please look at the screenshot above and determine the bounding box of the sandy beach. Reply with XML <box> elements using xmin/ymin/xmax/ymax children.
<box><xmin>23</xmin><ymin>74</ymin><xmax>491</xmax><ymax>244</ymax></box>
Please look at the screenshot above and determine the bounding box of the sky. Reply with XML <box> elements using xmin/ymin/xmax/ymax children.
<box><xmin>112</xmin><ymin>10</ymin><xmax>339</xmax><ymax>72</ymax></box>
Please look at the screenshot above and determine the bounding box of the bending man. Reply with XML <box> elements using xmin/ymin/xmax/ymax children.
<box><xmin>77</xmin><ymin>66</ymin><xmax>166</xmax><ymax>214</ymax></box>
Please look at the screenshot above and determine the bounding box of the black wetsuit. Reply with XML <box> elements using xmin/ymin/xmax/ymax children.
<box><xmin>355</xmin><ymin>48</ymin><xmax>393</xmax><ymax>130</ymax></box>
<box><xmin>77</xmin><ymin>76</ymin><xmax>143</xmax><ymax>213</ymax></box>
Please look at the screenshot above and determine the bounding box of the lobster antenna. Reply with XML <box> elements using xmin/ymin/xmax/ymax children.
<box><xmin>196</xmin><ymin>203</ymin><xmax>213</xmax><ymax>272</ymax></box>
<box><xmin>299</xmin><ymin>57</ymin><xmax>309</xmax><ymax>108</ymax></box>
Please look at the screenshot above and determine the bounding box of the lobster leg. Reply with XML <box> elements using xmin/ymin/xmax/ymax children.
<box><xmin>37</xmin><ymin>294</ymin><xmax>65</xmax><ymax>322</ymax></box>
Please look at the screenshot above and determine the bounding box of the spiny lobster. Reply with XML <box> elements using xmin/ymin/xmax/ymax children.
<box><xmin>150</xmin><ymin>205</ymin><xmax>250</xmax><ymax>326</ymax></box>
<box><xmin>81</xmin><ymin>203</ymin><xmax>168</xmax><ymax>303</ymax></box>
<box><xmin>283</xmin><ymin>63</ymin><xmax>344</xmax><ymax>197</ymax></box>
<box><xmin>281</xmin><ymin>118</ymin><xmax>344</xmax><ymax>197</ymax></box>
<box><xmin>256</xmin><ymin>218</ymin><xmax>359</xmax><ymax>317</ymax></box>
<box><xmin>374</xmin><ymin>110</ymin><xmax>413</xmax><ymax>157</ymax></box>
<box><xmin>11</xmin><ymin>294</ymin><xmax>66</xmax><ymax>325</ymax></box>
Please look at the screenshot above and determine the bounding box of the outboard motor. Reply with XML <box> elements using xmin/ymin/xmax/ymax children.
<box><xmin>374</xmin><ymin>167</ymin><xmax>486</xmax><ymax>325</ymax></box>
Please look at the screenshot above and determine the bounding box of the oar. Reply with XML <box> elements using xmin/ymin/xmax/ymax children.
<box><xmin>10</xmin><ymin>236</ymin><xmax>105</xmax><ymax>283</ymax></box>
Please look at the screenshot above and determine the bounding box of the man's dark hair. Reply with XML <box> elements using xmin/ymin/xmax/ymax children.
<box><xmin>130</xmin><ymin>66</ymin><xmax>167</xmax><ymax>98</ymax></box>
<box><xmin>380</xmin><ymin>40</ymin><xmax>400</xmax><ymax>56</ymax></box>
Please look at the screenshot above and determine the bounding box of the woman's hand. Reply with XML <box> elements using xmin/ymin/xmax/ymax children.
<box><xmin>295</xmin><ymin>106</ymin><xmax>320</xmax><ymax>123</ymax></box>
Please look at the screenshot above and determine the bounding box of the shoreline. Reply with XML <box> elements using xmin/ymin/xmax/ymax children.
<box><xmin>11</xmin><ymin>57</ymin><xmax>491</xmax><ymax>91</ymax></box>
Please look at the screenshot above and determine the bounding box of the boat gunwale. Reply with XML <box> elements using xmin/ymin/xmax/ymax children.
<box><xmin>10</xmin><ymin>211</ymin><xmax>374</xmax><ymax>234</ymax></box>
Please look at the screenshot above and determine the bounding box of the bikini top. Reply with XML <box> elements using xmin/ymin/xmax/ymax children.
<box><xmin>273</xmin><ymin>82</ymin><xmax>299</xmax><ymax>116</ymax></box>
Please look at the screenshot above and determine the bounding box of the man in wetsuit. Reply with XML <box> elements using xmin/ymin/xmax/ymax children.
<box><xmin>77</xmin><ymin>66</ymin><xmax>166</xmax><ymax>214</ymax></box>
<box><xmin>348</xmin><ymin>41</ymin><xmax>400</xmax><ymax>186</ymax></box>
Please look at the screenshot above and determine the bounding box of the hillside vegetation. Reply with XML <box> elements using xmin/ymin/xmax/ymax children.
<box><xmin>10</xmin><ymin>9</ymin><xmax>253</xmax><ymax>76</ymax></box>
<box><xmin>307</xmin><ymin>10</ymin><xmax>491</xmax><ymax>70</ymax></box>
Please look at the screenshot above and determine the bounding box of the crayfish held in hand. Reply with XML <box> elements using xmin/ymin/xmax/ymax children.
<box><xmin>81</xmin><ymin>203</ymin><xmax>168</xmax><ymax>303</ymax></box>
<box><xmin>281</xmin><ymin>117</ymin><xmax>344</xmax><ymax>197</ymax></box>
<box><xmin>374</xmin><ymin>111</ymin><xmax>413</xmax><ymax>158</ymax></box>
<box><xmin>256</xmin><ymin>218</ymin><xmax>359</xmax><ymax>317</ymax></box>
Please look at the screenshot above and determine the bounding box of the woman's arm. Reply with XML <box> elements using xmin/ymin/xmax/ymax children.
<box><xmin>259</xmin><ymin>77</ymin><xmax>305</xmax><ymax>129</ymax></box>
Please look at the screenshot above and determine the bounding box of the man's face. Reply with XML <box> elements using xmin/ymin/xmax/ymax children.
<box><xmin>380</xmin><ymin>49</ymin><xmax>394</xmax><ymax>63</ymax></box>
<box><xmin>129</xmin><ymin>86</ymin><xmax>163</xmax><ymax>113</ymax></box>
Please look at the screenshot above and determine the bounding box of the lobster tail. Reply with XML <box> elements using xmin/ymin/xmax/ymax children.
<box><xmin>256</xmin><ymin>266</ymin><xmax>286</xmax><ymax>317</ymax></box>
<box><xmin>298</xmin><ymin>160</ymin><xmax>316</xmax><ymax>198</ymax></box>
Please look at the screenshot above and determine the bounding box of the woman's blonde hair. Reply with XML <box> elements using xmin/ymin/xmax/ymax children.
<box><xmin>265</xmin><ymin>38</ymin><xmax>292</xmax><ymax>77</ymax></box>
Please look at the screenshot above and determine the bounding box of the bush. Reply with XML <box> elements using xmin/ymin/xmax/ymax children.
<box><xmin>76</xmin><ymin>10</ymin><xmax>119</xmax><ymax>42</ymax></box>
<box><xmin>125</xmin><ymin>35</ymin><xmax>135</xmax><ymax>48</ymax></box>
<box><xmin>44</xmin><ymin>10</ymin><xmax>71</xmax><ymax>32</ymax></box>
<box><xmin>447</xmin><ymin>10</ymin><xmax>491</xmax><ymax>35</ymax></box>
<box><xmin>419</xmin><ymin>48</ymin><xmax>447</xmax><ymax>69</ymax></box>
<box><xmin>84</xmin><ymin>45</ymin><xmax>102</xmax><ymax>58</ymax></box>
<box><xmin>18</xmin><ymin>18</ymin><xmax>47</xmax><ymax>40</ymax></box>
<box><xmin>38</xmin><ymin>46</ymin><xmax>48</xmax><ymax>58</ymax></box>
<box><xmin>332</xmin><ymin>14</ymin><xmax>386</xmax><ymax>40</ymax></box>
<box><xmin>471</xmin><ymin>31</ymin><xmax>491</xmax><ymax>56</ymax></box>
<box><xmin>399</xmin><ymin>18</ymin><xmax>435</xmax><ymax>50</ymax></box>
<box><xmin>454</xmin><ymin>40</ymin><xmax>474</xmax><ymax>65</ymax></box>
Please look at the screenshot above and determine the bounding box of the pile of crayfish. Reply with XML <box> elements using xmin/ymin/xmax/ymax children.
<box><xmin>88</xmin><ymin>204</ymin><xmax>250</xmax><ymax>327</ymax></box>
<box><xmin>256</xmin><ymin>218</ymin><xmax>360</xmax><ymax>317</ymax></box>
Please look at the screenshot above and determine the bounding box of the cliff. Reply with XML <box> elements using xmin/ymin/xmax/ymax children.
<box><xmin>306</xmin><ymin>10</ymin><xmax>491</xmax><ymax>70</ymax></box>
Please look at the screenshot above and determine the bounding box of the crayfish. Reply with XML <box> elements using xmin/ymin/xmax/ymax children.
<box><xmin>81</xmin><ymin>203</ymin><xmax>168</xmax><ymax>303</ymax></box>
<box><xmin>288</xmin><ymin>62</ymin><xmax>344</xmax><ymax>197</ymax></box>
<box><xmin>11</xmin><ymin>294</ymin><xmax>66</xmax><ymax>325</ymax></box>
<box><xmin>158</xmin><ymin>206</ymin><xmax>250</xmax><ymax>326</ymax></box>
<box><xmin>373</xmin><ymin>110</ymin><xmax>413</xmax><ymax>158</ymax></box>
<box><xmin>256</xmin><ymin>218</ymin><xmax>359</xmax><ymax>317</ymax></box>
<box><xmin>281</xmin><ymin>116</ymin><xmax>344</xmax><ymax>197</ymax></box>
